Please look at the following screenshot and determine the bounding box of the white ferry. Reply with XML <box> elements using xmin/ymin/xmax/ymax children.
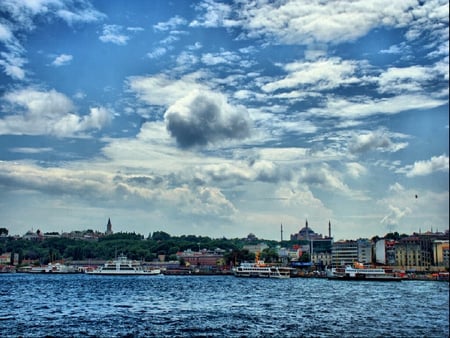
<box><xmin>233</xmin><ymin>254</ymin><xmax>291</xmax><ymax>279</ymax></box>
<box><xmin>327</xmin><ymin>262</ymin><xmax>402</xmax><ymax>282</ymax></box>
<box><xmin>20</xmin><ymin>262</ymin><xmax>77</xmax><ymax>273</ymax></box>
<box><xmin>86</xmin><ymin>254</ymin><xmax>161</xmax><ymax>276</ymax></box>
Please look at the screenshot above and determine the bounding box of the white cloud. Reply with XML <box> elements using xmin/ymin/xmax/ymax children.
<box><xmin>57</xmin><ymin>7</ymin><xmax>105</xmax><ymax>25</ymax></box>
<box><xmin>0</xmin><ymin>160</ymin><xmax>237</xmax><ymax>221</ymax></box>
<box><xmin>147</xmin><ymin>47</ymin><xmax>167</xmax><ymax>59</ymax></box>
<box><xmin>0</xmin><ymin>53</ymin><xmax>26</xmax><ymax>80</ymax></box>
<box><xmin>299</xmin><ymin>164</ymin><xmax>349</xmax><ymax>193</ymax></box>
<box><xmin>405</xmin><ymin>154</ymin><xmax>449</xmax><ymax>177</ymax></box>
<box><xmin>262</xmin><ymin>58</ymin><xmax>359</xmax><ymax>92</ymax></box>
<box><xmin>127</xmin><ymin>73</ymin><xmax>209</xmax><ymax>107</ymax></box>
<box><xmin>380</xmin><ymin>44</ymin><xmax>403</xmax><ymax>54</ymax></box>
<box><xmin>377</xmin><ymin>181</ymin><xmax>448</xmax><ymax>233</ymax></box>
<box><xmin>309</xmin><ymin>94</ymin><xmax>447</xmax><ymax>119</ymax></box>
<box><xmin>229</xmin><ymin>0</ymin><xmax>417</xmax><ymax>45</ymax></box>
<box><xmin>154</xmin><ymin>15</ymin><xmax>187</xmax><ymax>31</ymax></box>
<box><xmin>380</xmin><ymin>204</ymin><xmax>411</xmax><ymax>226</ymax></box>
<box><xmin>4</xmin><ymin>88</ymin><xmax>75</xmax><ymax>117</ymax></box>
<box><xmin>0</xmin><ymin>0</ymin><xmax>105</xmax><ymax>80</ymax></box>
<box><xmin>190</xmin><ymin>0</ymin><xmax>236</xmax><ymax>28</ymax></box>
<box><xmin>99</xmin><ymin>25</ymin><xmax>129</xmax><ymax>45</ymax></box>
<box><xmin>346</xmin><ymin>162</ymin><xmax>367</xmax><ymax>178</ymax></box>
<box><xmin>377</xmin><ymin>65</ymin><xmax>436</xmax><ymax>94</ymax></box>
<box><xmin>0</xmin><ymin>0</ymin><xmax>105</xmax><ymax>26</ymax></box>
<box><xmin>0</xmin><ymin>22</ymin><xmax>13</xmax><ymax>41</ymax></box>
<box><xmin>348</xmin><ymin>129</ymin><xmax>408</xmax><ymax>154</ymax></box>
<box><xmin>201</xmin><ymin>51</ymin><xmax>241</xmax><ymax>66</ymax></box>
<box><xmin>51</xmin><ymin>53</ymin><xmax>73</xmax><ymax>67</ymax></box>
<box><xmin>0</xmin><ymin>88</ymin><xmax>111</xmax><ymax>137</ymax></box>
<box><xmin>9</xmin><ymin>147</ymin><xmax>53</xmax><ymax>154</ymax></box>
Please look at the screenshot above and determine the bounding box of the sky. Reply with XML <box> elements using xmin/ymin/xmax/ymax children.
<box><xmin>0</xmin><ymin>0</ymin><xmax>448</xmax><ymax>241</ymax></box>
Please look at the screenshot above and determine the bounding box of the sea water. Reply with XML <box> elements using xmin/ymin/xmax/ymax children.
<box><xmin>0</xmin><ymin>274</ymin><xmax>448</xmax><ymax>337</ymax></box>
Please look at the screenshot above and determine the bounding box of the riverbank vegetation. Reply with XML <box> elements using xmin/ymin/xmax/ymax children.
<box><xmin>0</xmin><ymin>231</ymin><xmax>304</xmax><ymax>266</ymax></box>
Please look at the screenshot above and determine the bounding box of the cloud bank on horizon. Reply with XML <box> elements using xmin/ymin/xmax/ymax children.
<box><xmin>0</xmin><ymin>0</ymin><xmax>448</xmax><ymax>240</ymax></box>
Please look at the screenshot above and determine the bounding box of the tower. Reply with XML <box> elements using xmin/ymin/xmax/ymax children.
<box><xmin>280</xmin><ymin>223</ymin><xmax>283</xmax><ymax>242</ymax></box>
<box><xmin>106</xmin><ymin>218</ymin><xmax>112</xmax><ymax>235</ymax></box>
<box><xmin>305</xmin><ymin>219</ymin><xmax>309</xmax><ymax>242</ymax></box>
<box><xmin>328</xmin><ymin>220</ymin><xmax>331</xmax><ymax>238</ymax></box>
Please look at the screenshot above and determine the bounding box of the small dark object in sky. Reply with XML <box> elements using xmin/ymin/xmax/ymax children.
<box><xmin>415</xmin><ymin>194</ymin><xmax>418</xmax><ymax>199</ymax></box>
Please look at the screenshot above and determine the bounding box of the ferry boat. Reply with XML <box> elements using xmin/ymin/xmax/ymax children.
<box><xmin>19</xmin><ymin>262</ymin><xmax>77</xmax><ymax>273</ymax></box>
<box><xmin>327</xmin><ymin>262</ymin><xmax>402</xmax><ymax>282</ymax></box>
<box><xmin>233</xmin><ymin>254</ymin><xmax>291</xmax><ymax>279</ymax></box>
<box><xmin>86</xmin><ymin>254</ymin><xmax>161</xmax><ymax>276</ymax></box>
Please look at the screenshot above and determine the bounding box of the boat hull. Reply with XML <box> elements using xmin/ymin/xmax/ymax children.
<box><xmin>234</xmin><ymin>273</ymin><xmax>289</xmax><ymax>279</ymax></box>
<box><xmin>327</xmin><ymin>276</ymin><xmax>402</xmax><ymax>282</ymax></box>
<box><xmin>86</xmin><ymin>271</ymin><xmax>160</xmax><ymax>276</ymax></box>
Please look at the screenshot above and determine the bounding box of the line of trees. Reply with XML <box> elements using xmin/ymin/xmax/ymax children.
<box><xmin>0</xmin><ymin>231</ymin><xmax>300</xmax><ymax>266</ymax></box>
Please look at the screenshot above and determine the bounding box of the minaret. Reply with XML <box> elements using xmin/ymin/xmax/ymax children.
<box><xmin>328</xmin><ymin>220</ymin><xmax>331</xmax><ymax>238</ymax></box>
<box><xmin>106</xmin><ymin>218</ymin><xmax>112</xmax><ymax>235</ymax></box>
<box><xmin>280</xmin><ymin>223</ymin><xmax>283</xmax><ymax>242</ymax></box>
<box><xmin>305</xmin><ymin>219</ymin><xmax>309</xmax><ymax>242</ymax></box>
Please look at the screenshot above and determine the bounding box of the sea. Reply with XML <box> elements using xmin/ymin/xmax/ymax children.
<box><xmin>0</xmin><ymin>274</ymin><xmax>448</xmax><ymax>337</ymax></box>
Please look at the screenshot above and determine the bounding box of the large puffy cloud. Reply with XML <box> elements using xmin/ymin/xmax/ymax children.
<box><xmin>193</xmin><ymin>0</ymin><xmax>419</xmax><ymax>45</ymax></box>
<box><xmin>0</xmin><ymin>161</ymin><xmax>237</xmax><ymax>219</ymax></box>
<box><xmin>0</xmin><ymin>88</ymin><xmax>111</xmax><ymax>136</ymax></box>
<box><xmin>164</xmin><ymin>90</ymin><xmax>251</xmax><ymax>148</ymax></box>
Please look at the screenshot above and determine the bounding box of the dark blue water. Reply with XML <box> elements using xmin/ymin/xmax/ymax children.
<box><xmin>0</xmin><ymin>274</ymin><xmax>448</xmax><ymax>337</ymax></box>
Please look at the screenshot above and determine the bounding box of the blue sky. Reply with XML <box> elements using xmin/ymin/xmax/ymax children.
<box><xmin>0</xmin><ymin>0</ymin><xmax>448</xmax><ymax>240</ymax></box>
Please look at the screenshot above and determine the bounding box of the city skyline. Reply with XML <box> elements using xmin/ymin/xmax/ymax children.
<box><xmin>9</xmin><ymin>217</ymin><xmax>448</xmax><ymax>243</ymax></box>
<box><xmin>0</xmin><ymin>0</ymin><xmax>448</xmax><ymax>240</ymax></box>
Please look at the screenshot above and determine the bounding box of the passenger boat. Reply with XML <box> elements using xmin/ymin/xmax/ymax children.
<box><xmin>86</xmin><ymin>254</ymin><xmax>161</xmax><ymax>276</ymax></box>
<box><xmin>233</xmin><ymin>254</ymin><xmax>291</xmax><ymax>278</ymax></box>
<box><xmin>19</xmin><ymin>262</ymin><xmax>77</xmax><ymax>273</ymax></box>
<box><xmin>327</xmin><ymin>262</ymin><xmax>402</xmax><ymax>282</ymax></box>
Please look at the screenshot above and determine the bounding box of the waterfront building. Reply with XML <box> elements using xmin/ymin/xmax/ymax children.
<box><xmin>290</xmin><ymin>220</ymin><xmax>333</xmax><ymax>257</ymax></box>
<box><xmin>395</xmin><ymin>235</ymin><xmax>432</xmax><ymax>270</ymax></box>
<box><xmin>357</xmin><ymin>239</ymin><xmax>373</xmax><ymax>264</ymax></box>
<box><xmin>375</xmin><ymin>239</ymin><xmax>396</xmax><ymax>265</ymax></box>
<box><xmin>432</xmin><ymin>240</ymin><xmax>449</xmax><ymax>268</ymax></box>
<box><xmin>311</xmin><ymin>251</ymin><xmax>332</xmax><ymax>267</ymax></box>
<box><xmin>395</xmin><ymin>240</ymin><xmax>422</xmax><ymax>269</ymax></box>
<box><xmin>290</xmin><ymin>219</ymin><xmax>327</xmax><ymax>241</ymax></box>
<box><xmin>177</xmin><ymin>249</ymin><xmax>225</xmax><ymax>269</ymax></box>
<box><xmin>331</xmin><ymin>240</ymin><xmax>358</xmax><ymax>266</ymax></box>
<box><xmin>0</xmin><ymin>252</ymin><xmax>18</xmax><ymax>265</ymax></box>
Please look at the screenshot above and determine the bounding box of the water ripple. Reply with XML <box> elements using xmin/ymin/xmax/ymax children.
<box><xmin>0</xmin><ymin>274</ymin><xmax>448</xmax><ymax>337</ymax></box>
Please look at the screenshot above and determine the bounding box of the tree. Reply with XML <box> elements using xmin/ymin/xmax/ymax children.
<box><xmin>260</xmin><ymin>248</ymin><xmax>279</xmax><ymax>263</ymax></box>
<box><xmin>224</xmin><ymin>249</ymin><xmax>254</xmax><ymax>265</ymax></box>
<box><xmin>151</xmin><ymin>231</ymin><xmax>171</xmax><ymax>241</ymax></box>
<box><xmin>299</xmin><ymin>252</ymin><xmax>310</xmax><ymax>263</ymax></box>
<box><xmin>0</xmin><ymin>228</ymin><xmax>8</xmax><ymax>236</ymax></box>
